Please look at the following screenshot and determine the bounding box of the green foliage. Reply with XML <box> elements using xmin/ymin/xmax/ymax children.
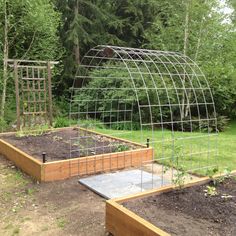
<box><xmin>1</xmin><ymin>0</ymin><xmax>236</xmax><ymax>130</ymax></box>
<box><xmin>53</xmin><ymin>117</ymin><xmax>71</xmax><ymax>128</ymax></box>
<box><xmin>206</xmin><ymin>167</ymin><xmax>219</xmax><ymax>179</ymax></box>
<box><xmin>56</xmin><ymin>217</ymin><xmax>67</xmax><ymax>228</ymax></box>
<box><xmin>0</xmin><ymin>0</ymin><xmax>63</xmax><ymax>129</ymax></box>
<box><xmin>78</xmin><ymin>119</ymin><xmax>105</xmax><ymax>129</ymax></box>
<box><xmin>214</xmin><ymin>116</ymin><xmax>230</xmax><ymax>132</ymax></box>
<box><xmin>0</xmin><ymin>117</ymin><xmax>7</xmax><ymax>131</ymax></box>
<box><xmin>227</xmin><ymin>0</ymin><xmax>236</xmax><ymax>23</ymax></box>
<box><xmin>15</xmin><ymin>125</ymin><xmax>49</xmax><ymax>137</ymax></box>
<box><xmin>56</xmin><ymin>0</ymin><xmax>159</xmax><ymax>94</ymax></box>
<box><xmin>173</xmin><ymin>115</ymin><xmax>229</xmax><ymax>132</ymax></box>
<box><xmin>204</xmin><ymin>185</ymin><xmax>218</xmax><ymax>197</ymax></box>
<box><xmin>0</xmin><ymin>0</ymin><xmax>63</xmax><ymax>60</ymax></box>
<box><xmin>56</xmin><ymin>0</ymin><xmax>123</xmax><ymax>93</ymax></box>
<box><xmin>53</xmin><ymin>96</ymin><xmax>70</xmax><ymax>117</ymax></box>
<box><xmin>74</xmin><ymin>62</ymin><xmax>225</xmax><ymax>132</ymax></box>
<box><xmin>114</xmin><ymin>144</ymin><xmax>130</xmax><ymax>152</ymax></box>
<box><xmin>110</xmin><ymin>122</ymin><xmax>141</xmax><ymax>131</ymax></box>
<box><xmin>144</xmin><ymin>0</ymin><xmax>236</xmax><ymax>120</ymax></box>
<box><xmin>97</xmin><ymin>121</ymin><xmax>236</xmax><ymax>175</ymax></box>
<box><xmin>172</xmin><ymin>167</ymin><xmax>187</xmax><ymax>189</ymax></box>
<box><xmin>74</xmin><ymin>62</ymin><xmax>178</xmax><ymax>128</ymax></box>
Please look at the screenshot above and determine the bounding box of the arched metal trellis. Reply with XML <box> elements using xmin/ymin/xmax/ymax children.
<box><xmin>70</xmin><ymin>45</ymin><xmax>218</xmax><ymax>187</ymax></box>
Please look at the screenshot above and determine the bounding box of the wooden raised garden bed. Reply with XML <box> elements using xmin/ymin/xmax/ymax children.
<box><xmin>0</xmin><ymin>127</ymin><xmax>153</xmax><ymax>182</ymax></box>
<box><xmin>106</xmin><ymin>171</ymin><xmax>236</xmax><ymax>236</ymax></box>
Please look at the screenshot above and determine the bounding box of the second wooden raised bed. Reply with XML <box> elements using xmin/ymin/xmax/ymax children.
<box><xmin>106</xmin><ymin>171</ymin><xmax>236</xmax><ymax>236</ymax></box>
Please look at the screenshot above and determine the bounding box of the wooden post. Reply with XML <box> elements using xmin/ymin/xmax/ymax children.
<box><xmin>47</xmin><ymin>61</ymin><xmax>53</xmax><ymax>126</ymax></box>
<box><xmin>14</xmin><ymin>60</ymin><xmax>20</xmax><ymax>130</ymax></box>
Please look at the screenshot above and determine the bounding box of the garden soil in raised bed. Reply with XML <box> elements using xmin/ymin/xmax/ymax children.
<box><xmin>123</xmin><ymin>177</ymin><xmax>236</xmax><ymax>236</ymax></box>
<box><xmin>0</xmin><ymin>128</ymin><xmax>138</xmax><ymax>162</ymax></box>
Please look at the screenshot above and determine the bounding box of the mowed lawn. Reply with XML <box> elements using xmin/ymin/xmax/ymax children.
<box><xmin>96</xmin><ymin>121</ymin><xmax>236</xmax><ymax>174</ymax></box>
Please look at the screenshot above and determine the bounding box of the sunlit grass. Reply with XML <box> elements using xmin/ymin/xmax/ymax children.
<box><xmin>95</xmin><ymin>121</ymin><xmax>236</xmax><ymax>175</ymax></box>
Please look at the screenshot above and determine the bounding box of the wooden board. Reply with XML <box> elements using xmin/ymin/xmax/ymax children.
<box><xmin>42</xmin><ymin>147</ymin><xmax>153</xmax><ymax>181</ymax></box>
<box><xmin>0</xmin><ymin>139</ymin><xmax>42</xmax><ymax>181</ymax></box>
<box><xmin>106</xmin><ymin>200</ymin><xmax>170</xmax><ymax>236</ymax></box>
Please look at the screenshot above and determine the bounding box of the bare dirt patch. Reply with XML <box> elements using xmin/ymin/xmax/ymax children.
<box><xmin>0</xmin><ymin>156</ymin><xmax>106</xmax><ymax>236</ymax></box>
<box><xmin>124</xmin><ymin>177</ymin><xmax>236</xmax><ymax>236</ymax></box>
<box><xmin>1</xmin><ymin>127</ymin><xmax>138</xmax><ymax>162</ymax></box>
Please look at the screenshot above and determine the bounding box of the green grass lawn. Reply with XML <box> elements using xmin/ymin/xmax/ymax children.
<box><xmin>95</xmin><ymin>121</ymin><xmax>236</xmax><ymax>175</ymax></box>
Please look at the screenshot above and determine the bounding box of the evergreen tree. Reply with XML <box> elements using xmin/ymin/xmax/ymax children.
<box><xmin>56</xmin><ymin>0</ymin><xmax>123</xmax><ymax>93</ymax></box>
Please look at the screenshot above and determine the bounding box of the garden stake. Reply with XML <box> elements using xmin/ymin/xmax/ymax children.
<box><xmin>146</xmin><ymin>138</ymin><xmax>150</xmax><ymax>148</ymax></box>
<box><xmin>42</xmin><ymin>152</ymin><xmax>46</xmax><ymax>163</ymax></box>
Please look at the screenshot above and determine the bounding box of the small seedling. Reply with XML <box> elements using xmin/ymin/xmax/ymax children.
<box><xmin>217</xmin><ymin>167</ymin><xmax>232</xmax><ymax>183</ymax></box>
<box><xmin>173</xmin><ymin>167</ymin><xmax>187</xmax><ymax>189</ymax></box>
<box><xmin>25</xmin><ymin>188</ymin><xmax>35</xmax><ymax>196</ymax></box>
<box><xmin>57</xmin><ymin>218</ymin><xmax>67</xmax><ymax>228</ymax></box>
<box><xmin>204</xmin><ymin>185</ymin><xmax>218</xmax><ymax>197</ymax></box>
<box><xmin>53</xmin><ymin>135</ymin><xmax>63</xmax><ymax>141</ymax></box>
<box><xmin>221</xmin><ymin>194</ymin><xmax>233</xmax><ymax>199</ymax></box>
<box><xmin>163</xmin><ymin>165</ymin><xmax>170</xmax><ymax>174</ymax></box>
<box><xmin>114</xmin><ymin>144</ymin><xmax>130</xmax><ymax>152</ymax></box>
<box><xmin>41</xmin><ymin>226</ymin><xmax>49</xmax><ymax>232</ymax></box>
<box><xmin>206</xmin><ymin>167</ymin><xmax>219</xmax><ymax>186</ymax></box>
<box><xmin>12</xmin><ymin>227</ymin><xmax>20</xmax><ymax>235</ymax></box>
<box><xmin>15</xmin><ymin>125</ymin><xmax>50</xmax><ymax>138</ymax></box>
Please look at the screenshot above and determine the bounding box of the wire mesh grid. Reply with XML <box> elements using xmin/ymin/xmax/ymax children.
<box><xmin>70</xmin><ymin>45</ymin><xmax>218</xmax><ymax>188</ymax></box>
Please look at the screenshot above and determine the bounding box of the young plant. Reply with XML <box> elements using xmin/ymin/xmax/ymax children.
<box><xmin>204</xmin><ymin>185</ymin><xmax>218</xmax><ymax>197</ymax></box>
<box><xmin>206</xmin><ymin>167</ymin><xmax>219</xmax><ymax>186</ymax></box>
<box><xmin>214</xmin><ymin>167</ymin><xmax>233</xmax><ymax>185</ymax></box>
<box><xmin>53</xmin><ymin>117</ymin><xmax>70</xmax><ymax>128</ymax></box>
<box><xmin>15</xmin><ymin>124</ymin><xmax>50</xmax><ymax>137</ymax></box>
<box><xmin>172</xmin><ymin>167</ymin><xmax>187</xmax><ymax>189</ymax></box>
<box><xmin>114</xmin><ymin>144</ymin><xmax>130</xmax><ymax>152</ymax></box>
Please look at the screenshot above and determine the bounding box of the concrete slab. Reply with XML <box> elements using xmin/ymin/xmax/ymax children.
<box><xmin>79</xmin><ymin>169</ymin><xmax>170</xmax><ymax>199</ymax></box>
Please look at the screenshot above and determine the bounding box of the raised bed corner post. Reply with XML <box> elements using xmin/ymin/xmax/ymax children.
<box><xmin>146</xmin><ymin>138</ymin><xmax>150</xmax><ymax>148</ymax></box>
<box><xmin>14</xmin><ymin>60</ymin><xmax>21</xmax><ymax>130</ymax></box>
<box><xmin>42</xmin><ymin>152</ymin><xmax>47</xmax><ymax>163</ymax></box>
<box><xmin>47</xmin><ymin>61</ymin><xmax>53</xmax><ymax>127</ymax></box>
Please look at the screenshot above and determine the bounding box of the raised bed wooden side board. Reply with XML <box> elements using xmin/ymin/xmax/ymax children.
<box><xmin>0</xmin><ymin>139</ymin><xmax>42</xmax><ymax>180</ymax></box>
<box><xmin>106</xmin><ymin>171</ymin><xmax>236</xmax><ymax>236</ymax></box>
<box><xmin>0</xmin><ymin>127</ymin><xmax>153</xmax><ymax>182</ymax></box>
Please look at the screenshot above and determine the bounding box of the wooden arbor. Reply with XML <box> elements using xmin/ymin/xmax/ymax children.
<box><xmin>7</xmin><ymin>59</ymin><xmax>58</xmax><ymax>130</ymax></box>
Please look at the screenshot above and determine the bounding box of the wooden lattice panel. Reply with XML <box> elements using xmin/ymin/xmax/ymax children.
<box><xmin>20</xmin><ymin>65</ymin><xmax>48</xmax><ymax>127</ymax></box>
<box><xmin>7</xmin><ymin>59</ymin><xmax>56</xmax><ymax>130</ymax></box>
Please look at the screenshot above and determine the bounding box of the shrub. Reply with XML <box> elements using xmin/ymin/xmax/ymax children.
<box><xmin>78</xmin><ymin>119</ymin><xmax>105</xmax><ymax>129</ymax></box>
<box><xmin>53</xmin><ymin>117</ymin><xmax>71</xmax><ymax>128</ymax></box>
<box><xmin>0</xmin><ymin>117</ymin><xmax>7</xmax><ymax>131</ymax></box>
<box><xmin>114</xmin><ymin>144</ymin><xmax>130</xmax><ymax>152</ymax></box>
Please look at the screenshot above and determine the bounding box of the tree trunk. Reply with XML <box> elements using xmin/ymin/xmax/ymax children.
<box><xmin>181</xmin><ymin>0</ymin><xmax>190</xmax><ymax>120</ymax></box>
<box><xmin>1</xmin><ymin>0</ymin><xmax>9</xmax><ymax>118</ymax></box>
<box><xmin>184</xmin><ymin>13</ymin><xmax>204</xmax><ymax>118</ymax></box>
<box><xmin>74</xmin><ymin>0</ymin><xmax>80</xmax><ymax>65</ymax></box>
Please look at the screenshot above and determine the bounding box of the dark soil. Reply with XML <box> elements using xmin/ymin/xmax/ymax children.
<box><xmin>1</xmin><ymin>128</ymin><xmax>138</xmax><ymax>162</ymax></box>
<box><xmin>123</xmin><ymin>177</ymin><xmax>236</xmax><ymax>236</ymax></box>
